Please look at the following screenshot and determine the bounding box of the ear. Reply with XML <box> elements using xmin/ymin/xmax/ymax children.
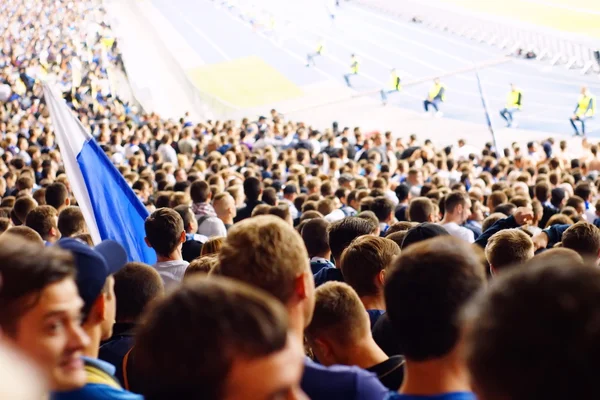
<box><xmin>294</xmin><ymin>273</ymin><xmax>308</xmax><ymax>302</ymax></box>
<box><xmin>144</xmin><ymin>237</ymin><xmax>152</xmax><ymax>248</ymax></box>
<box><xmin>65</xmin><ymin>197</ymin><xmax>71</xmax><ymax>206</ymax></box>
<box><xmin>86</xmin><ymin>293</ymin><xmax>106</xmax><ymax>326</ymax></box>
<box><xmin>490</xmin><ymin>265</ymin><xmax>496</xmax><ymax>276</ymax></box>
<box><xmin>377</xmin><ymin>270</ymin><xmax>386</xmax><ymax>286</ymax></box>
<box><xmin>312</xmin><ymin>338</ymin><xmax>335</xmax><ymax>366</ymax></box>
<box><xmin>50</xmin><ymin>226</ymin><xmax>59</xmax><ymax>239</ymax></box>
<box><xmin>179</xmin><ymin>230</ymin><xmax>186</xmax><ymax>244</ymax></box>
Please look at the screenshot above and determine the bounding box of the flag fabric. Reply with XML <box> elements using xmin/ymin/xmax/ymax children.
<box><xmin>474</xmin><ymin>71</ymin><xmax>500</xmax><ymax>159</ymax></box>
<box><xmin>42</xmin><ymin>83</ymin><xmax>156</xmax><ymax>264</ymax></box>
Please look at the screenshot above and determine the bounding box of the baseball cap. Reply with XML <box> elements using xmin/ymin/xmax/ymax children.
<box><xmin>401</xmin><ymin>223</ymin><xmax>450</xmax><ymax>250</ymax></box>
<box><xmin>57</xmin><ymin>238</ymin><xmax>127</xmax><ymax>317</ymax></box>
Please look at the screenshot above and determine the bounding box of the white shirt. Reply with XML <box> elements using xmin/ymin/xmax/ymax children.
<box><xmin>157</xmin><ymin>143</ymin><xmax>178</xmax><ymax>164</ymax></box>
<box><xmin>154</xmin><ymin>260</ymin><xmax>189</xmax><ymax>288</ymax></box>
<box><xmin>197</xmin><ymin>216</ymin><xmax>228</xmax><ymax>237</ymax></box>
<box><xmin>442</xmin><ymin>222</ymin><xmax>475</xmax><ymax>243</ymax></box>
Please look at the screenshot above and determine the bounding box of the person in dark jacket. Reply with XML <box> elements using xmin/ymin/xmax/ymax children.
<box><xmin>234</xmin><ymin>177</ymin><xmax>264</xmax><ymax>223</ymax></box>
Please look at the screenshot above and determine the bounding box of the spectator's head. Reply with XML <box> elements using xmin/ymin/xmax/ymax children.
<box><xmin>113</xmin><ymin>262</ymin><xmax>164</xmax><ymax>323</ymax></box>
<box><xmin>407</xmin><ymin>197</ymin><xmax>435</xmax><ymax>223</ymax></box>
<box><xmin>57</xmin><ymin>206</ymin><xmax>87</xmax><ymax>237</ymax></box>
<box><xmin>328</xmin><ymin>217</ymin><xmax>377</xmax><ymax>265</ymax></box>
<box><xmin>11</xmin><ymin>196</ymin><xmax>37</xmax><ymax>225</ymax></box>
<box><xmin>45</xmin><ymin>182</ymin><xmax>70</xmax><ymax>211</ymax></box>
<box><xmin>566</xmin><ymin>195</ymin><xmax>585</xmax><ymax>216</ymax></box>
<box><xmin>485</xmin><ymin>229</ymin><xmax>534</xmax><ymax>275</ymax></box>
<box><xmin>395</xmin><ymin>183</ymin><xmax>411</xmax><ymax>204</ymax></box>
<box><xmin>341</xmin><ymin>236</ymin><xmax>400</xmax><ymax>305</ymax></box>
<box><xmin>144</xmin><ymin>208</ymin><xmax>186</xmax><ymax>259</ymax></box>
<box><xmin>184</xmin><ymin>255</ymin><xmax>219</xmax><ymax>280</ymax></box>
<box><xmin>385</xmin><ymin>237</ymin><xmax>485</xmax><ymax>362</ymax></box>
<box><xmin>401</xmin><ymin>223</ymin><xmax>450</xmax><ymax>250</ymax></box>
<box><xmin>371</xmin><ymin>196</ymin><xmax>394</xmax><ymax>224</ymax></box>
<box><xmin>487</xmin><ymin>191</ymin><xmax>508</xmax><ymax>212</ymax></box>
<box><xmin>201</xmin><ymin>236</ymin><xmax>225</xmax><ymax>257</ymax></box>
<box><xmin>561</xmin><ymin>222</ymin><xmax>600</xmax><ymax>258</ymax></box>
<box><xmin>213</xmin><ymin>192</ymin><xmax>236</xmax><ymax>222</ymax></box>
<box><xmin>190</xmin><ymin>180</ymin><xmax>211</xmax><ymax>204</ymax></box>
<box><xmin>173</xmin><ymin>204</ymin><xmax>198</xmax><ymax>234</ymax></box>
<box><xmin>305</xmin><ymin>282</ymin><xmax>391</xmax><ymax>368</ymax></box>
<box><xmin>494</xmin><ymin>203</ymin><xmax>517</xmax><ymax>217</ymax></box>
<box><xmin>465</xmin><ymin>262</ymin><xmax>600</xmax><ymax>400</ymax></box>
<box><xmin>550</xmin><ymin>187</ymin><xmax>567</xmax><ymax>208</ymax></box>
<box><xmin>481</xmin><ymin>212</ymin><xmax>507</xmax><ymax>232</ymax></box>
<box><xmin>243</xmin><ymin>177</ymin><xmax>263</xmax><ymax>202</ymax></box>
<box><xmin>0</xmin><ymin>217</ymin><xmax>10</xmax><ymax>234</ymax></box>
<box><xmin>134</xmin><ymin>277</ymin><xmax>304</xmax><ymax>400</ymax></box>
<box><xmin>6</xmin><ymin>226</ymin><xmax>45</xmax><ymax>246</ymax></box>
<box><xmin>534</xmin><ymin>181</ymin><xmax>550</xmax><ymax>202</ymax></box>
<box><xmin>25</xmin><ymin>205</ymin><xmax>60</xmax><ymax>243</ymax></box>
<box><xmin>442</xmin><ymin>191</ymin><xmax>471</xmax><ymax>224</ymax></box>
<box><xmin>268</xmin><ymin>204</ymin><xmax>293</xmax><ymax>226</ymax></box>
<box><xmin>219</xmin><ymin>216</ymin><xmax>313</xmax><ymax>332</ymax></box>
<box><xmin>530</xmin><ymin>247</ymin><xmax>583</xmax><ymax>265</ymax></box>
<box><xmin>262</xmin><ymin>187</ymin><xmax>278</xmax><ymax>206</ymax></box>
<box><xmin>301</xmin><ymin>218</ymin><xmax>331</xmax><ymax>259</ymax></box>
<box><xmin>0</xmin><ymin>235</ymin><xmax>89</xmax><ymax>391</ymax></box>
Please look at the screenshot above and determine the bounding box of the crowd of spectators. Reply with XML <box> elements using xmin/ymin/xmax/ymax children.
<box><xmin>3</xmin><ymin>1</ymin><xmax>600</xmax><ymax>399</ymax></box>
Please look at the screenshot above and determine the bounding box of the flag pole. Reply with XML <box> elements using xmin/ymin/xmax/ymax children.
<box><xmin>474</xmin><ymin>68</ymin><xmax>500</xmax><ymax>160</ymax></box>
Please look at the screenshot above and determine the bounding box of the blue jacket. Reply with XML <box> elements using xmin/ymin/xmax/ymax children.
<box><xmin>52</xmin><ymin>357</ymin><xmax>142</xmax><ymax>400</ymax></box>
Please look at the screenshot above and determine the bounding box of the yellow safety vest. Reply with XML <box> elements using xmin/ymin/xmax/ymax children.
<box><xmin>428</xmin><ymin>83</ymin><xmax>446</xmax><ymax>101</ymax></box>
<box><xmin>576</xmin><ymin>94</ymin><xmax>596</xmax><ymax>118</ymax></box>
<box><xmin>316</xmin><ymin>42</ymin><xmax>324</xmax><ymax>54</ymax></box>
<box><xmin>390</xmin><ymin>72</ymin><xmax>401</xmax><ymax>91</ymax></box>
<box><xmin>507</xmin><ymin>90</ymin><xmax>522</xmax><ymax>109</ymax></box>
<box><xmin>350</xmin><ymin>59</ymin><xmax>359</xmax><ymax>74</ymax></box>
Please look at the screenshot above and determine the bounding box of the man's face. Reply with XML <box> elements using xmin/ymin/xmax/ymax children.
<box><xmin>461</xmin><ymin>199</ymin><xmax>472</xmax><ymax>224</ymax></box>
<box><xmin>9</xmin><ymin>278</ymin><xmax>89</xmax><ymax>391</ymax></box>
<box><xmin>223</xmin><ymin>334</ymin><xmax>307</xmax><ymax>400</ymax></box>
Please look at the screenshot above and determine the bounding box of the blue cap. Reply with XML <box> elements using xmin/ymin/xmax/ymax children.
<box><xmin>57</xmin><ymin>238</ymin><xmax>127</xmax><ymax>316</ymax></box>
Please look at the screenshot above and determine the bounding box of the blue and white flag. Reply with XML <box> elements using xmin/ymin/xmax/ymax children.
<box><xmin>43</xmin><ymin>83</ymin><xmax>156</xmax><ymax>264</ymax></box>
<box><xmin>474</xmin><ymin>71</ymin><xmax>500</xmax><ymax>159</ymax></box>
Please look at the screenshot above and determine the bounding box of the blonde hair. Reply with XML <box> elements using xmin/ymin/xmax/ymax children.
<box><xmin>485</xmin><ymin>229</ymin><xmax>534</xmax><ymax>272</ymax></box>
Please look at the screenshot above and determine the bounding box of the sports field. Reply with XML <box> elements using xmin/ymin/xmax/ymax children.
<box><xmin>152</xmin><ymin>0</ymin><xmax>600</xmax><ymax>137</ymax></box>
<box><xmin>438</xmin><ymin>0</ymin><xmax>600</xmax><ymax>38</ymax></box>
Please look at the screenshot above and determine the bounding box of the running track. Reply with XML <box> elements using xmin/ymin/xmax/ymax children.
<box><xmin>153</xmin><ymin>0</ymin><xmax>600</xmax><ymax>136</ymax></box>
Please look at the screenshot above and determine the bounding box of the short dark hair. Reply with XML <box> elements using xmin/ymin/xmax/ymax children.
<box><xmin>407</xmin><ymin>197</ymin><xmax>434</xmax><ymax>223</ymax></box>
<box><xmin>0</xmin><ymin>234</ymin><xmax>76</xmax><ymax>336</ymax></box>
<box><xmin>443</xmin><ymin>191</ymin><xmax>468</xmax><ymax>214</ymax></box>
<box><xmin>45</xmin><ymin>182</ymin><xmax>69</xmax><ymax>209</ymax></box>
<box><xmin>370</xmin><ymin>196</ymin><xmax>394</xmax><ymax>222</ymax></box>
<box><xmin>243</xmin><ymin>177</ymin><xmax>262</xmax><ymax>202</ymax></box>
<box><xmin>385</xmin><ymin>237</ymin><xmax>485</xmax><ymax>361</ymax></box>
<box><xmin>466</xmin><ymin>262</ymin><xmax>600</xmax><ymax>400</ymax></box>
<box><xmin>534</xmin><ymin>182</ymin><xmax>550</xmax><ymax>202</ymax></box>
<box><xmin>114</xmin><ymin>262</ymin><xmax>164</xmax><ymax>322</ymax></box>
<box><xmin>11</xmin><ymin>196</ymin><xmax>37</xmax><ymax>225</ymax></box>
<box><xmin>494</xmin><ymin>203</ymin><xmax>517</xmax><ymax>216</ymax></box>
<box><xmin>25</xmin><ymin>205</ymin><xmax>58</xmax><ymax>240</ymax></box>
<box><xmin>134</xmin><ymin>277</ymin><xmax>288</xmax><ymax>400</ymax></box>
<box><xmin>190</xmin><ymin>180</ymin><xmax>211</xmax><ymax>203</ymax></box>
<box><xmin>145</xmin><ymin>208</ymin><xmax>185</xmax><ymax>257</ymax></box>
<box><xmin>574</xmin><ymin>182</ymin><xmax>592</xmax><ymax>201</ymax></box>
<box><xmin>341</xmin><ymin>236</ymin><xmax>400</xmax><ymax>297</ymax></box>
<box><xmin>561</xmin><ymin>222</ymin><xmax>600</xmax><ymax>256</ymax></box>
<box><xmin>58</xmin><ymin>206</ymin><xmax>87</xmax><ymax>237</ymax></box>
<box><xmin>173</xmin><ymin>205</ymin><xmax>195</xmax><ymax>230</ymax></box>
<box><xmin>395</xmin><ymin>184</ymin><xmax>410</xmax><ymax>202</ymax></box>
<box><xmin>328</xmin><ymin>217</ymin><xmax>376</xmax><ymax>262</ymax></box>
<box><xmin>301</xmin><ymin>218</ymin><xmax>330</xmax><ymax>257</ymax></box>
<box><xmin>262</xmin><ymin>187</ymin><xmax>278</xmax><ymax>206</ymax></box>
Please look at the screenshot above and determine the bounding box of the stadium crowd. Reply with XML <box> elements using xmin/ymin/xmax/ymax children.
<box><xmin>3</xmin><ymin>1</ymin><xmax>600</xmax><ymax>400</ymax></box>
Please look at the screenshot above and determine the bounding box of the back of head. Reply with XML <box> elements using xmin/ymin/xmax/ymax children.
<box><xmin>134</xmin><ymin>276</ymin><xmax>289</xmax><ymax>400</ymax></box>
<box><xmin>11</xmin><ymin>196</ymin><xmax>37</xmax><ymax>225</ymax></box>
<box><xmin>45</xmin><ymin>182</ymin><xmax>68</xmax><ymax>210</ymax></box>
<box><xmin>465</xmin><ymin>262</ymin><xmax>600</xmax><ymax>400</ymax></box>
<box><xmin>184</xmin><ymin>256</ymin><xmax>219</xmax><ymax>280</ymax></box>
<box><xmin>190</xmin><ymin>180</ymin><xmax>211</xmax><ymax>203</ymax></box>
<box><xmin>5</xmin><ymin>226</ymin><xmax>44</xmax><ymax>247</ymax></box>
<box><xmin>561</xmin><ymin>222</ymin><xmax>600</xmax><ymax>257</ymax></box>
<box><xmin>401</xmin><ymin>223</ymin><xmax>449</xmax><ymax>250</ymax></box>
<box><xmin>200</xmin><ymin>237</ymin><xmax>224</xmax><ymax>257</ymax></box>
<box><xmin>341</xmin><ymin>236</ymin><xmax>400</xmax><ymax>297</ymax></box>
<box><xmin>113</xmin><ymin>262</ymin><xmax>164</xmax><ymax>323</ymax></box>
<box><xmin>531</xmin><ymin>248</ymin><xmax>583</xmax><ymax>265</ymax></box>
<box><xmin>57</xmin><ymin>206</ymin><xmax>87</xmax><ymax>237</ymax></box>
<box><xmin>485</xmin><ymin>229</ymin><xmax>534</xmax><ymax>273</ymax></box>
<box><xmin>482</xmin><ymin>212</ymin><xmax>507</xmax><ymax>233</ymax></box>
<box><xmin>25</xmin><ymin>205</ymin><xmax>58</xmax><ymax>240</ymax></box>
<box><xmin>385</xmin><ymin>236</ymin><xmax>485</xmax><ymax>361</ymax></box>
<box><xmin>395</xmin><ymin>184</ymin><xmax>410</xmax><ymax>203</ymax></box>
<box><xmin>219</xmin><ymin>215</ymin><xmax>309</xmax><ymax>304</ymax></box>
<box><xmin>306</xmin><ymin>282</ymin><xmax>370</xmax><ymax>351</ymax></box>
<box><xmin>370</xmin><ymin>196</ymin><xmax>394</xmax><ymax>222</ymax></box>
<box><xmin>268</xmin><ymin>204</ymin><xmax>291</xmax><ymax>223</ymax></box>
<box><xmin>243</xmin><ymin>177</ymin><xmax>262</xmax><ymax>202</ymax></box>
<box><xmin>407</xmin><ymin>197</ymin><xmax>434</xmax><ymax>223</ymax></box>
<box><xmin>328</xmin><ymin>217</ymin><xmax>376</xmax><ymax>262</ymax></box>
<box><xmin>301</xmin><ymin>218</ymin><xmax>330</xmax><ymax>258</ymax></box>
<box><xmin>144</xmin><ymin>208</ymin><xmax>184</xmax><ymax>257</ymax></box>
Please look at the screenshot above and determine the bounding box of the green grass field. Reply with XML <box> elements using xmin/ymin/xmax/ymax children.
<box><xmin>438</xmin><ymin>0</ymin><xmax>600</xmax><ymax>38</ymax></box>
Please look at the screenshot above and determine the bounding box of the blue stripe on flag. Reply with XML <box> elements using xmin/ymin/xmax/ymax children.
<box><xmin>77</xmin><ymin>139</ymin><xmax>156</xmax><ymax>264</ymax></box>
